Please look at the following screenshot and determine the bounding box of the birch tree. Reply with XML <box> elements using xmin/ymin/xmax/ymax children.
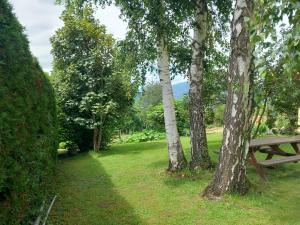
<box><xmin>183</xmin><ymin>0</ymin><xmax>231</xmax><ymax>169</ymax></box>
<box><xmin>69</xmin><ymin>0</ymin><xmax>231</xmax><ymax>170</ymax></box>
<box><xmin>109</xmin><ymin>0</ymin><xmax>188</xmax><ymax>170</ymax></box>
<box><xmin>158</xmin><ymin>38</ymin><xmax>187</xmax><ymax>170</ymax></box>
<box><xmin>203</xmin><ymin>0</ymin><xmax>254</xmax><ymax>198</ymax></box>
<box><xmin>189</xmin><ymin>0</ymin><xmax>212</xmax><ymax>169</ymax></box>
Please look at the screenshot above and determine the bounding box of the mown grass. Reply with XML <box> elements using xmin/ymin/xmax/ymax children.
<box><xmin>49</xmin><ymin>133</ymin><xmax>300</xmax><ymax>225</ymax></box>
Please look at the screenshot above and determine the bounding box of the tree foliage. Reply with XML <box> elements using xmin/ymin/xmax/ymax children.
<box><xmin>51</xmin><ymin>3</ymin><xmax>138</xmax><ymax>150</ymax></box>
<box><xmin>0</xmin><ymin>1</ymin><xmax>57</xmax><ymax>223</ymax></box>
<box><xmin>249</xmin><ymin>0</ymin><xmax>300</xmax><ymax>133</ymax></box>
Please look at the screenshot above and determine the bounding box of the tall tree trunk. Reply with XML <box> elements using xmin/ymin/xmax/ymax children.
<box><xmin>203</xmin><ymin>0</ymin><xmax>254</xmax><ymax>198</ymax></box>
<box><xmin>298</xmin><ymin>107</ymin><xmax>300</xmax><ymax>132</ymax></box>
<box><xmin>189</xmin><ymin>0</ymin><xmax>212</xmax><ymax>169</ymax></box>
<box><xmin>96</xmin><ymin>126</ymin><xmax>102</xmax><ymax>151</ymax></box>
<box><xmin>93</xmin><ymin>127</ymin><xmax>98</xmax><ymax>151</ymax></box>
<box><xmin>93</xmin><ymin>126</ymin><xmax>102</xmax><ymax>151</ymax></box>
<box><xmin>158</xmin><ymin>38</ymin><xmax>187</xmax><ymax>171</ymax></box>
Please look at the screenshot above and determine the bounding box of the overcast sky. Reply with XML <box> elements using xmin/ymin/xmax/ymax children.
<box><xmin>9</xmin><ymin>0</ymin><xmax>127</xmax><ymax>72</ymax></box>
<box><xmin>9</xmin><ymin>0</ymin><xmax>185</xmax><ymax>83</ymax></box>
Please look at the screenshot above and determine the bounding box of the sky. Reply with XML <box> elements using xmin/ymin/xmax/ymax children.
<box><xmin>9</xmin><ymin>0</ymin><xmax>185</xmax><ymax>83</ymax></box>
<box><xmin>9</xmin><ymin>0</ymin><xmax>127</xmax><ymax>73</ymax></box>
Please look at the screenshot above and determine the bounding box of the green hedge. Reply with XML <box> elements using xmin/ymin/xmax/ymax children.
<box><xmin>0</xmin><ymin>1</ymin><xmax>57</xmax><ymax>224</ymax></box>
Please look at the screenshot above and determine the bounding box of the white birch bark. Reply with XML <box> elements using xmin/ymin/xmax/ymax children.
<box><xmin>158</xmin><ymin>38</ymin><xmax>187</xmax><ymax>171</ymax></box>
<box><xmin>203</xmin><ymin>0</ymin><xmax>254</xmax><ymax>198</ymax></box>
<box><xmin>189</xmin><ymin>0</ymin><xmax>211</xmax><ymax>169</ymax></box>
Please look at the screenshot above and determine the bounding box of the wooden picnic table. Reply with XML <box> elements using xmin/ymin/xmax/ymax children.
<box><xmin>249</xmin><ymin>136</ymin><xmax>300</xmax><ymax>181</ymax></box>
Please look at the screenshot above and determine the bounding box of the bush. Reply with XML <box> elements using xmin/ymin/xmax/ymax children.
<box><xmin>59</xmin><ymin>141</ymin><xmax>67</xmax><ymax>149</ymax></box>
<box><xmin>276</xmin><ymin>114</ymin><xmax>291</xmax><ymax>129</ymax></box>
<box><xmin>273</xmin><ymin>114</ymin><xmax>297</xmax><ymax>134</ymax></box>
<box><xmin>0</xmin><ymin>1</ymin><xmax>57</xmax><ymax>223</ymax></box>
<box><xmin>204</xmin><ymin>106</ymin><xmax>215</xmax><ymax>125</ymax></box>
<box><xmin>122</xmin><ymin>130</ymin><xmax>166</xmax><ymax>143</ymax></box>
<box><xmin>54</xmin><ymin>103</ymin><xmax>93</xmax><ymax>151</ymax></box>
<box><xmin>65</xmin><ymin>141</ymin><xmax>80</xmax><ymax>156</ymax></box>
<box><xmin>252</xmin><ymin>123</ymin><xmax>268</xmax><ymax>136</ymax></box>
<box><xmin>214</xmin><ymin>104</ymin><xmax>225</xmax><ymax>126</ymax></box>
<box><xmin>146</xmin><ymin>100</ymin><xmax>189</xmax><ymax>136</ymax></box>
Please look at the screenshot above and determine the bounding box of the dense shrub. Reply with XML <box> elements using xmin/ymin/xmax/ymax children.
<box><xmin>146</xmin><ymin>104</ymin><xmax>165</xmax><ymax>132</ymax></box>
<box><xmin>146</xmin><ymin>100</ymin><xmax>190</xmax><ymax>136</ymax></box>
<box><xmin>55</xmin><ymin>105</ymin><xmax>93</xmax><ymax>151</ymax></box>
<box><xmin>0</xmin><ymin>1</ymin><xmax>57</xmax><ymax>223</ymax></box>
<box><xmin>122</xmin><ymin>130</ymin><xmax>166</xmax><ymax>143</ymax></box>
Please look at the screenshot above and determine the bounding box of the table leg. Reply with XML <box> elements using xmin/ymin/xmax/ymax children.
<box><xmin>270</xmin><ymin>145</ymin><xmax>295</xmax><ymax>156</ymax></box>
<box><xmin>265</xmin><ymin>153</ymin><xmax>273</xmax><ymax>160</ymax></box>
<box><xmin>291</xmin><ymin>143</ymin><xmax>300</xmax><ymax>155</ymax></box>
<box><xmin>249</xmin><ymin>150</ymin><xmax>267</xmax><ymax>181</ymax></box>
<box><xmin>264</xmin><ymin>153</ymin><xmax>275</xmax><ymax>169</ymax></box>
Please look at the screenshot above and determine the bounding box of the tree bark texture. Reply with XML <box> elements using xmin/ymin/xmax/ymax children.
<box><xmin>189</xmin><ymin>0</ymin><xmax>212</xmax><ymax>169</ymax></box>
<box><xmin>93</xmin><ymin>127</ymin><xmax>102</xmax><ymax>151</ymax></box>
<box><xmin>158</xmin><ymin>38</ymin><xmax>187</xmax><ymax>171</ymax></box>
<box><xmin>93</xmin><ymin>127</ymin><xmax>98</xmax><ymax>151</ymax></box>
<box><xmin>203</xmin><ymin>0</ymin><xmax>254</xmax><ymax>198</ymax></box>
<box><xmin>97</xmin><ymin>127</ymin><xmax>102</xmax><ymax>150</ymax></box>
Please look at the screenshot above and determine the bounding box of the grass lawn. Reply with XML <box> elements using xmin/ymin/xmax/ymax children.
<box><xmin>49</xmin><ymin>133</ymin><xmax>300</xmax><ymax>225</ymax></box>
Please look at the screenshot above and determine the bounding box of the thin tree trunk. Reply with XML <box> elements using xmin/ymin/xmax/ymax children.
<box><xmin>250</xmin><ymin>103</ymin><xmax>261</xmax><ymax>131</ymax></box>
<box><xmin>96</xmin><ymin>126</ymin><xmax>102</xmax><ymax>151</ymax></box>
<box><xmin>203</xmin><ymin>0</ymin><xmax>254</xmax><ymax>198</ymax></box>
<box><xmin>93</xmin><ymin>127</ymin><xmax>98</xmax><ymax>151</ymax></box>
<box><xmin>298</xmin><ymin>108</ymin><xmax>300</xmax><ymax>132</ymax></box>
<box><xmin>189</xmin><ymin>0</ymin><xmax>212</xmax><ymax>169</ymax></box>
<box><xmin>158</xmin><ymin>38</ymin><xmax>187</xmax><ymax>171</ymax></box>
<box><xmin>252</xmin><ymin>96</ymin><xmax>268</xmax><ymax>139</ymax></box>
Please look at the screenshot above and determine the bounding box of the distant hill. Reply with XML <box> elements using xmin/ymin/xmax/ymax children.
<box><xmin>136</xmin><ymin>81</ymin><xmax>190</xmax><ymax>101</ymax></box>
<box><xmin>172</xmin><ymin>81</ymin><xmax>189</xmax><ymax>99</ymax></box>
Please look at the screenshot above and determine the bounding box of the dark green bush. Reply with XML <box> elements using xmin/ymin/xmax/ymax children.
<box><xmin>0</xmin><ymin>1</ymin><xmax>57</xmax><ymax>223</ymax></box>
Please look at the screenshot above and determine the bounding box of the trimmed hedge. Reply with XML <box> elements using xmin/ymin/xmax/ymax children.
<box><xmin>0</xmin><ymin>1</ymin><xmax>57</xmax><ymax>224</ymax></box>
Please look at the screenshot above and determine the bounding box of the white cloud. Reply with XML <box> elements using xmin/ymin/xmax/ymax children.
<box><xmin>10</xmin><ymin>0</ymin><xmax>63</xmax><ymax>72</ymax></box>
<box><xmin>9</xmin><ymin>0</ymin><xmax>127</xmax><ymax>72</ymax></box>
<box><xmin>8</xmin><ymin>1</ymin><xmax>186</xmax><ymax>84</ymax></box>
<box><xmin>95</xmin><ymin>5</ymin><xmax>127</xmax><ymax>40</ymax></box>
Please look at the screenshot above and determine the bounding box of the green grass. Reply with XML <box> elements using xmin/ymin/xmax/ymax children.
<box><xmin>49</xmin><ymin>133</ymin><xmax>300</xmax><ymax>225</ymax></box>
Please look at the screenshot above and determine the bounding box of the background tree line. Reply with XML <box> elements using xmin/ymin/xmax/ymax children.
<box><xmin>0</xmin><ymin>0</ymin><xmax>299</xmax><ymax>223</ymax></box>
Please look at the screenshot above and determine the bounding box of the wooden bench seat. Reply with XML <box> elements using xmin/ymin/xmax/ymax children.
<box><xmin>257</xmin><ymin>155</ymin><xmax>300</xmax><ymax>167</ymax></box>
<box><xmin>258</xmin><ymin>146</ymin><xmax>295</xmax><ymax>157</ymax></box>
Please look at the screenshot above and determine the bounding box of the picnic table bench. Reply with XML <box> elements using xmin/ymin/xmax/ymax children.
<box><xmin>249</xmin><ymin>136</ymin><xmax>300</xmax><ymax>181</ymax></box>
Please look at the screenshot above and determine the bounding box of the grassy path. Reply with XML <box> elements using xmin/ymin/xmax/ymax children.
<box><xmin>49</xmin><ymin>134</ymin><xmax>300</xmax><ymax>225</ymax></box>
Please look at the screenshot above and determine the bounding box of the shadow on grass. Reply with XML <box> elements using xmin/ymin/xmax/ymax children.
<box><xmin>100</xmin><ymin>141</ymin><xmax>167</xmax><ymax>157</ymax></box>
<box><xmin>49</xmin><ymin>152</ymin><xmax>142</xmax><ymax>225</ymax></box>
